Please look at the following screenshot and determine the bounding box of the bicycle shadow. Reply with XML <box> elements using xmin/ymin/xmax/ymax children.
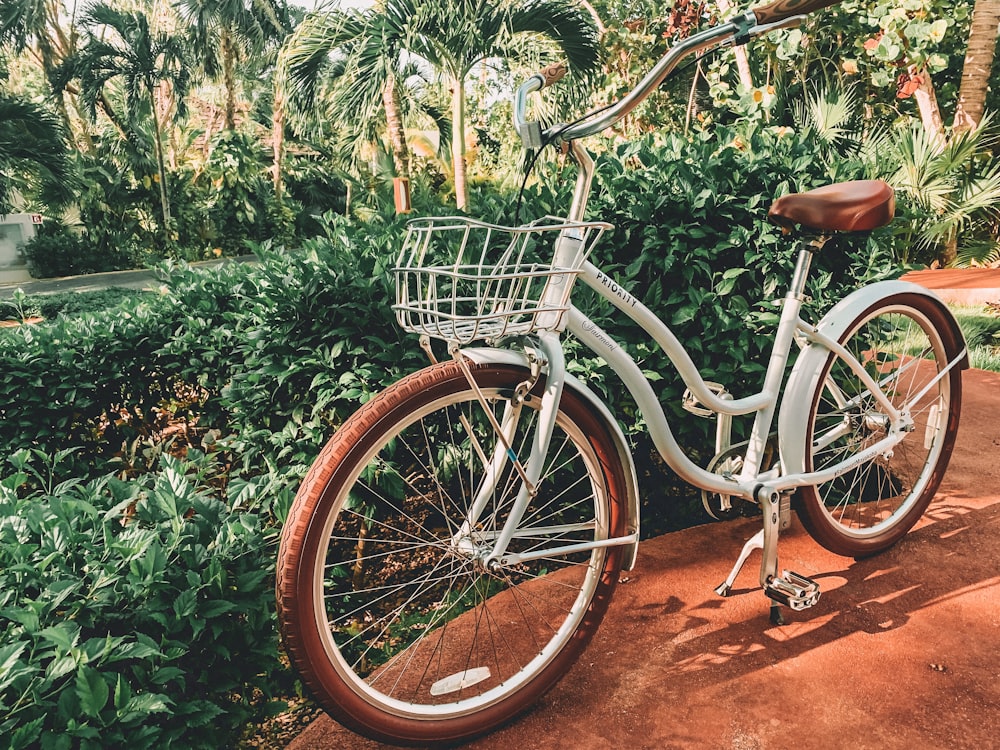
<box><xmin>297</xmin><ymin>505</ymin><xmax>1000</xmax><ymax>750</ymax></box>
<box><xmin>502</xmin><ymin>494</ymin><xmax>1000</xmax><ymax>750</ymax></box>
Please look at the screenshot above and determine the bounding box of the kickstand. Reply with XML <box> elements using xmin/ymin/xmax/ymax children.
<box><xmin>769</xmin><ymin>603</ymin><xmax>785</xmax><ymax>626</ymax></box>
<box><xmin>714</xmin><ymin>529</ymin><xmax>764</xmax><ymax>597</ymax></box>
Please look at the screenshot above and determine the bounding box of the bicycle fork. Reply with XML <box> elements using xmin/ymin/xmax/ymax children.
<box><xmin>448</xmin><ymin>331</ymin><xmax>571</xmax><ymax>568</ymax></box>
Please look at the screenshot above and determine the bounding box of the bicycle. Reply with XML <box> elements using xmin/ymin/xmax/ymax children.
<box><xmin>275</xmin><ymin>0</ymin><xmax>969</xmax><ymax>744</ymax></box>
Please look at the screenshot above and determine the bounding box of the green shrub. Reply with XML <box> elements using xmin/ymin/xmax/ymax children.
<box><xmin>0</xmin><ymin>293</ymin><xmax>190</xmax><ymax>478</ymax></box>
<box><xmin>0</xmin><ymin>219</ymin><xmax>428</xmax><ymax>480</ymax></box>
<box><xmin>22</xmin><ymin>222</ymin><xmax>138</xmax><ymax>279</ymax></box>
<box><xmin>173</xmin><ymin>132</ymin><xmax>296</xmax><ymax>259</ymax></box>
<box><xmin>212</xmin><ymin>226</ymin><xmax>426</xmax><ymax>475</ymax></box>
<box><xmin>0</xmin><ymin>449</ymin><xmax>292</xmax><ymax>749</ymax></box>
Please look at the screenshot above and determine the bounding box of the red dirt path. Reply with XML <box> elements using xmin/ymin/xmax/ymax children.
<box><xmin>901</xmin><ymin>268</ymin><xmax>1000</xmax><ymax>306</ymax></box>
<box><xmin>289</xmin><ymin>364</ymin><xmax>1000</xmax><ymax>750</ymax></box>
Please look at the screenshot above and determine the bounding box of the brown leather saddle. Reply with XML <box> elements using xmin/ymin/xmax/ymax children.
<box><xmin>768</xmin><ymin>180</ymin><xmax>895</xmax><ymax>233</ymax></box>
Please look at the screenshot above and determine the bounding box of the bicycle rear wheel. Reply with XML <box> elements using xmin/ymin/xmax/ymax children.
<box><xmin>798</xmin><ymin>293</ymin><xmax>963</xmax><ymax>557</ymax></box>
<box><xmin>276</xmin><ymin>360</ymin><xmax>628</xmax><ymax>745</ymax></box>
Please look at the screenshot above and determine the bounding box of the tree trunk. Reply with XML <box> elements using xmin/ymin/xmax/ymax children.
<box><xmin>913</xmin><ymin>70</ymin><xmax>945</xmax><ymax>146</ymax></box>
<box><xmin>717</xmin><ymin>0</ymin><xmax>754</xmax><ymax>89</ymax></box>
<box><xmin>734</xmin><ymin>48</ymin><xmax>754</xmax><ymax>90</ymax></box>
<box><xmin>149</xmin><ymin>88</ymin><xmax>172</xmax><ymax>227</ymax></box>
<box><xmin>61</xmin><ymin>90</ymin><xmax>94</xmax><ymax>154</ymax></box>
<box><xmin>382</xmin><ymin>71</ymin><xmax>412</xmax><ymax>213</ymax></box>
<box><xmin>685</xmin><ymin>60</ymin><xmax>702</xmax><ymax>133</ymax></box>
<box><xmin>953</xmin><ymin>0</ymin><xmax>1000</xmax><ymax>132</ymax></box>
<box><xmin>99</xmin><ymin>91</ymin><xmax>131</xmax><ymax>140</ymax></box>
<box><xmin>578</xmin><ymin>0</ymin><xmax>606</xmax><ymax>35</ymax></box>
<box><xmin>272</xmin><ymin>83</ymin><xmax>286</xmax><ymax>201</ymax></box>
<box><xmin>222</xmin><ymin>27</ymin><xmax>237</xmax><ymax>130</ymax></box>
<box><xmin>451</xmin><ymin>78</ymin><xmax>468</xmax><ymax>211</ymax></box>
<box><xmin>155</xmin><ymin>80</ymin><xmax>177</xmax><ymax>170</ymax></box>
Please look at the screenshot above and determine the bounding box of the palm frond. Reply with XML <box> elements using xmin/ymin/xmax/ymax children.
<box><xmin>0</xmin><ymin>94</ymin><xmax>73</xmax><ymax>210</ymax></box>
<box><xmin>792</xmin><ymin>84</ymin><xmax>859</xmax><ymax>148</ymax></box>
<box><xmin>508</xmin><ymin>0</ymin><xmax>601</xmax><ymax>77</ymax></box>
<box><xmin>279</xmin><ymin>9</ymin><xmax>379</xmax><ymax>106</ymax></box>
<box><xmin>888</xmin><ymin>122</ymin><xmax>954</xmax><ymax>213</ymax></box>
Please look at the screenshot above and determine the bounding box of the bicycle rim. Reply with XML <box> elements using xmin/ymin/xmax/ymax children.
<box><xmin>799</xmin><ymin>295</ymin><xmax>961</xmax><ymax>555</ymax></box>
<box><xmin>278</xmin><ymin>362</ymin><xmax>626</xmax><ymax>743</ymax></box>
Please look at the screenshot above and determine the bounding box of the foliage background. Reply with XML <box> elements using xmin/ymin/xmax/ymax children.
<box><xmin>2</xmin><ymin>0</ymin><xmax>1000</xmax><ymax>743</ymax></box>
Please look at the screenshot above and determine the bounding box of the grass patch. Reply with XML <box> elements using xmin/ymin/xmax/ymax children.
<box><xmin>0</xmin><ymin>287</ymin><xmax>149</xmax><ymax>322</ymax></box>
<box><xmin>949</xmin><ymin>304</ymin><xmax>1000</xmax><ymax>373</ymax></box>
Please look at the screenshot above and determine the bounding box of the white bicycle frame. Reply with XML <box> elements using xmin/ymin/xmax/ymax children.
<box><xmin>462</xmin><ymin>247</ymin><xmax>965</xmax><ymax>563</ymax></box>
<box><xmin>450</xmin><ymin>11</ymin><xmax>967</xmax><ymax>597</ymax></box>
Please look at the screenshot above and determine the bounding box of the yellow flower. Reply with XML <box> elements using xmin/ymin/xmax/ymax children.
<box><xmin>842</xmin><ymin>59</ymin><xmax>859</xmax><ymax>75</ymax></box>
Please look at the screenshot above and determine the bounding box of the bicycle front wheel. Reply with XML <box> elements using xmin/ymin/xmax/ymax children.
<box><xmin>798</xmin><ymin>293</ymin><xmax>963</xmax><ymax>557</ymax></box>
<box><xmin>277</xmin><ymin>360</ymin><xmax>628</xmax><ymax>745</ymax></box>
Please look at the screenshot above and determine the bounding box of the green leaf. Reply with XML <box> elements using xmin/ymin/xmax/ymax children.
<box><xmin>172</xmin><ymin>589</ymin><xmax>197</xmax><ymax>619</ymax></box>
<box><xmin>121</xmin><ymin>692</ymin><xmax>172</xmax><ymax>715</ymax></box>
<box><xmin>75</xmin><ymin>666</ymin><xmax>109</xmax><ymax>718</ymax></box>
<box><xmin>1</xmin><ymin>607</ymin><xmax>40</xmax><ymax>634</ymax></box>
<box><xmin>0</xmin><ymin>642</ymin><xmax>27</xmax><ymax>690</ymax></box>
<box><xmin>46</xmin><ymin>654</ymin><xmax>78</xmax><ymax>681</ymax></box>
<box><xmin>39</xmin><ymin>623</ymin><xmax>81</xmax><ymax>653</ymax></box>
<box><xmin>10</xmin><ymin>717</ymin><xmax>45</xmax><ymax>750</ymax></box>
<box><xmin>104</xmin><ymin>639</ymin><xmax>162</xmax><ymax>664</ymax></box>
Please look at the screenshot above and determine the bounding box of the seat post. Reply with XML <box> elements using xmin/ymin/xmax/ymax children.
<box><xmin>787</xmin><ymin>234</ymin><xmax>829</xmax><ymax>301</ymax></box>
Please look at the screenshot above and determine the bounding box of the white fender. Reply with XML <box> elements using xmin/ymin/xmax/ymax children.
<box><xmin>461</xmin><ymin>347</ymin><xmax>641</xmax><ymax>570</ymax></box>
<box><xmin>778</xmin><ymin>280</ymin><xmax>967</xmax><ymax>479</ymax></box>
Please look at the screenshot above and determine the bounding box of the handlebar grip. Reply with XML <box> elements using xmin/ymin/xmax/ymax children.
<box><xmin>751</xmin><ymin>0</ymin><xmax>841</xmax><ymax>25</ymax></box>
<box><xmin>538</xmin><ymin>62</ymin><xmax>568</xmax><ymax>89</ymax></box>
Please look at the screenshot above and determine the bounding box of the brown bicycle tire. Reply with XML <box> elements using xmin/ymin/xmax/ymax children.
<box><xmin>276</xmin><ymin>360</ymin><xmax>628</xmax><ymax>745</ymax></box>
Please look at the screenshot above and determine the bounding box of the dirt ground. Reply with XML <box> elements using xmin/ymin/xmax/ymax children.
<box><xmin>290</xmin><ymin>266</ymin><xmax>1000</xmax><ymax>750</ymax></box>
<box><xmin>288</xmin><ymin>359</ymin><xmax>1000</xmax><ymax>750</ymax></box>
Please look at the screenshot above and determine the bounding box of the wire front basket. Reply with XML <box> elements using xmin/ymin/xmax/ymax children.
<box><xmin>394</xmin><ymin>216</ymin><xmax>611</xmax><ymax>345</ymax></box>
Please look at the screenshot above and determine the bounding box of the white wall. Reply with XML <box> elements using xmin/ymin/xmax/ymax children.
<box><xmin>0</xmin><ymin>214</ymin><xmax>40</xmax><ymax>282</ymax></box>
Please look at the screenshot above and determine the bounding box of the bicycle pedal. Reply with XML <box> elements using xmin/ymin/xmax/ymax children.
<box><xmin>764</xmin><ymin>570</ymin><xmax>820</xmax><ymax>611</ymax></box>
<box><xmin>682</xmin><ymin>382</ymin><xmax>729</xmax><ymax>418</ymax></box>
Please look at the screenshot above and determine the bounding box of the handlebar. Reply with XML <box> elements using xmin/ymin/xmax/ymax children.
<box><xmin>513</xmin><ymin>5</ymin><xmax>824</xmax><ymax>147</ymax></box>
<box><xmin>538</xmin><ymin>62</ymin><xmax>568</xmax><ymax>89</ymax></box>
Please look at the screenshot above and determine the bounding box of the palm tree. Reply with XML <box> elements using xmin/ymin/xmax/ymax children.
<box><xmin>0</xmin><ymin>0</ymin><xmax>68</xmax><ymax>82</ymax></box>
<box><xmin>0</xmin><ymin>94</ymin><xmax>73</xmax><ymax>212</ymax></box>
<box><xmin>405</xmin><ymin>0</ymin><xmax>600</xmax><ymax>210</ymax></box>
<box><xmin>888</xmin><ymin>115</ymin><xmax>1000</xmax><ymax>266</ymax></box>
<box><xmin>72</xmin><ymin>3</ymin><xmax>189</xmax><ymax>227</ymax></box>
<box><xmin>280</xmin><ymin>5</ymin><xmax>416</xmax><ymax>211</ymax></box>
<box><xmin>282</xmin><ymin>0</ymin><xmax>600</xmax><ymax>211</ymax></box>
<box><xmin>177</xmin><ymin>0</ymin><xmax>292</xmax><ymax>131</ymax></box>
<box><xmin>791</xmin><ymin>85</ymin><xmax>1000</xmax><ymax>266</ymax></box>
<box><xmin>1</xmin><ymin>0</ymin><xmax>98</xmax><ymax>142</ymax></box>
